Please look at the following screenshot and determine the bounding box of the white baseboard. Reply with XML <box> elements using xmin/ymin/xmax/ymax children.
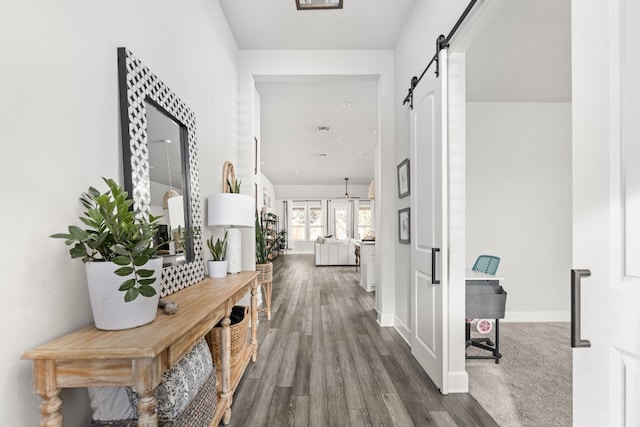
<box><xmin>377</xmin><ymin>312</ymin><xmax>394</xmax><ymax>327</ymax></box>
<box><xmin>447</xmin><ymin>370</ymin><xmax>469</xmax><ymax>394</ymax></box>
<box><xmin>502</xmin><ymin>311</ymin><xmax>570</xmax><ymax>323</ymax></box>
<box><xmin>394</xmin><ymin>317</ymin><xmax>411</xmax><ymax>344</ymax></box>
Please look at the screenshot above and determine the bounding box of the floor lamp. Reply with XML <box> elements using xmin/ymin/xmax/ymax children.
<box><xmin>207</xmin><ymin>193</ymin><xmax>254</xmax><ymax>274</ymax></box>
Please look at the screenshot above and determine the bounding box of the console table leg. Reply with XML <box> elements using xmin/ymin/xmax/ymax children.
<box><xmin>223</xmin><ymin>407</ymin><xmax>232</xmax><ymax>425</ymax></box>
<box><xmin>33</xmin><ymin>359</ymin><xmax>63</xmax><ymax>427</ymax></box>
<box><xmin>262</xmin><ymin>281</ymin><xmax>272</xmax><ymax>320</ymax></box>
<box><xmin>38</xmin><ymin>391</ymin><xmax>63</xmax><ymax>427</ymax></box>
<box><xmin>136</xmin><ymin>392</ymin><xmax>158</xmax><ymax>426</ymax></box>
<box><xmin>220</xmin><ymin>315</ymin><xmax>232</xmax><ymax>401</ymax></box>
<box><xmin>250</xmin><ymin>284</ymin><xmax>258</xmax><ymax>362</ymax></box>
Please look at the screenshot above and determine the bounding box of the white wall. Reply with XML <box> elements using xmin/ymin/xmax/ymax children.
<box><xmin>467</xmin><ymin>102</ymin><xmax>572</xmax><ymax>321</ymax></box>
<box><xmin>260</xmin><ymin>173</ymin><xmax>276</xmax><ymax>213</ymax></box>
<box><xmin>274</xmin><ymin>184</ymin><xmax>369</xmax><ymax>200</ymax></box>
<box><xmin>0</xmin><ymin>1</ymin><xmax>238</xmax><ymax>424</ymax></box>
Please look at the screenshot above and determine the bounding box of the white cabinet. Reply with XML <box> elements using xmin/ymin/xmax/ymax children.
<box><xmin>359</xmin><ymin>242</ymin><xmax>376</xmax><ymax>292</ymax></box>
<box><xmin>314</xmin><ymin>241</ymin><xmax>357</xmax><ymax>266</ymax></box>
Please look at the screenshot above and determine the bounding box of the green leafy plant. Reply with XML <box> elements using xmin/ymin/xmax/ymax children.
<box><xmin>207</xmin><ymin>231</ymin><xmax>228</xmax><ymax>261</ymax></box>
<box><xmin>226</xmin><ymin>178</ymin><xmax>241</xmax><ymax>194</ymax></box>
<box><xmin>276</xmin><ymin>230</ymin><xmax>287</xmax><ymax>249</ymax></box>
<box><xmin>50</xmin><ymin>178</ymin><xmax>162</xmax><ymax>302</ymax></box>
<box><xmin>255</xmin><ymin>213</ymin><xmax>274</xmax><ymax>264</ymax></box>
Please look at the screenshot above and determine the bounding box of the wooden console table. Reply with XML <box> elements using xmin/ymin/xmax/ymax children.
<box><xmin>22</xmin><ymin>271</ymin><xmax>259</xmax><ymax>427</ymax></box>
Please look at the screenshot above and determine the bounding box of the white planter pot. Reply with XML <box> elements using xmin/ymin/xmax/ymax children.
<box><xmin>208</xmin><ymin>260</ymin><xmax>229</xmax><ymax>279</ymax></box>
<box><xmin>85</xmin><ymin>258</ymin><xmax>162</xmax><ymax>330</ymax></box>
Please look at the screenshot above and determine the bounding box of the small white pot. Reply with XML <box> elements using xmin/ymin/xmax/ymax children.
<box><xmin>208</xmin><ymin>260</ymin><xmax>229</xmax><ymax>279</ymax></box>
<box><xmin>85</xmin><ymin>258</ymin><xmax>162</xmax><ymax>330</ymax></box>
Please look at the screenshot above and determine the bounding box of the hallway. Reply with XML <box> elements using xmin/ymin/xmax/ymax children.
<box><xmin>228</xmin><ymin>255</ymin><xmax>497</xmax><ymax>426</ymax></box>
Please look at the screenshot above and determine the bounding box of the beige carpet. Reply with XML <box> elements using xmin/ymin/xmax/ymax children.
<box><xmin>466</xmin><ymin>322</ymin><xmax>572</xmax><ymax>427</ymax></box>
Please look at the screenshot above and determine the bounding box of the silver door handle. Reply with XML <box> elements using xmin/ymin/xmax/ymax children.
<box><xmin>571</xmin><ymin>269</ymin><xmax>591</xmax><ymax>348</ymax></box>
<box><xmin>432</xmin><ymin>248</ymin><xmax>440</xmax><ymax>285</ymax></box>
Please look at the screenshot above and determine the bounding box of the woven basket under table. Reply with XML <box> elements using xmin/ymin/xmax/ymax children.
<box><xmin>91</xmin><ymin>366</ymin><xmax>218</xmax><ymax>427</ymax></box>
<box><xmin>206</xmin><ymin>305</ymin><xmax>249</xmax><ymax>369</ymax></box>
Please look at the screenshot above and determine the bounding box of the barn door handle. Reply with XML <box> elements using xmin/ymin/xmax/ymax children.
<box><xmin>432</xmin><ymin>248</ymin><xmax>441</xmax><ymax>285</ymax></box>
<box><xmin>571</xmin><ymin>269</ymin><xmax>591</xmax><ymax>348</ymax></box>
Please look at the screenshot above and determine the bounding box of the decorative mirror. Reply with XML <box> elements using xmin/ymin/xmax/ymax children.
<box><xmin>117</xmin><ymin>47</ymin><xmax>204</xmax><ymax>296</ymax></box>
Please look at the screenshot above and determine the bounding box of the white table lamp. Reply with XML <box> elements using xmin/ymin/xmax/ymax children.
<box><xmin>207</xmin><ymin>193</ymin><xmax>254</xmax><ymax>274</ymax></box>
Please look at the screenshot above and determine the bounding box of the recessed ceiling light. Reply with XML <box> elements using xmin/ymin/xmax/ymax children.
<box><xmin>372</xmin><ymin>129</ymin><xmax>378</xmax><ymax>134</ymax></box>
<box><xmin>316</xmin><ymin>125</ymin><xmax>330</xmax><ymax>132</ymax></box>
<box><xmin>356</xmin><ymin>152</ymin><xmax>367</xmax><ymax>156</ymax></box>
<box><xmin>289</xmin><ymin>171</ymin><xmax>303</xmax><ymax>175</ymax></box>
<box><xmin>335</xmin><ymin>135</ymin><xmax>344</xmax><ymax>140</ymax></box>
<box><xmin>296</xmin><ymin>0</ymin><xmax>343</xmax><ymax>10</ymax></box>
<box><xmin>339</xmin><ymin>101</ymin><xmax>352</xmax><ymax>108</ymax></box>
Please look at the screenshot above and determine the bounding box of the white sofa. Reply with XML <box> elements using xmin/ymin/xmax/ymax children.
<box><xmin>314</xmin><ymin>238</ymin><xmax>358</xmax><ymax>266</ymax></box>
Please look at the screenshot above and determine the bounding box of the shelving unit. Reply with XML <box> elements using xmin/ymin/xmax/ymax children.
<box><xmin>261</xmin><ymin>212</ymin><xmax>280</xmax><ymax>261</ymax></box>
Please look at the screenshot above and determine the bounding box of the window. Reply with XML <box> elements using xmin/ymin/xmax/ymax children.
<box><xmin>291</xmin><ymin>206</ymin><xmax>306</xmax><ymax>240</ymax></box>
<box><xmin>309</xmin><ymin>206</ymin><xmax>322</xmax><ymax>240</ymax></box>
<box><xmin>291</xmin><ymin>201</ymin><xmax>322</xmax><ymax>241</ymax></box>
<box><xmin>357</xmin><ymin>202</ymin><xmax>373</xmax><ymax>240</ymax></box>
<box><xmin>334</xmin><ymin>207</ymin><xmax>348</xmax><ymax>240</ymax></box>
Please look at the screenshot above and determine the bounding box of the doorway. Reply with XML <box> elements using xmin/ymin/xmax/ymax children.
<box><xmin>242</xmin><ymin>60</ymin><xmax>396</xmax><ymax>324</ymax></box>
<box><xmin>461</xmin><ymin>0</ymin><xmax>572</xmax><ymax>422</ymax></box>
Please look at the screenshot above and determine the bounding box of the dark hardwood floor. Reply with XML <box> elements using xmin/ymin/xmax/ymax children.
<box><xmin>228</xmin><ymin>254</ymin><xmax>498</xmax><ymax>427</ymax></box>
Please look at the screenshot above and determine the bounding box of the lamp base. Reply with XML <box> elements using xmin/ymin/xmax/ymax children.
<box><xmin>225</xmin><ymin>227</ymin><xmax>242</xmax><ymax>274</ymax></box>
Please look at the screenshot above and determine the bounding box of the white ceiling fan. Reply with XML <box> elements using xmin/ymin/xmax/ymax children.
<box><xmin>336</xmin><ymin>177</ymin><xmax>360</xmax><ymax>200</ymax></box>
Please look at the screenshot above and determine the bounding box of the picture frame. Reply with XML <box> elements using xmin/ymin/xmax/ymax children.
<box><xmin>397</xmin><ymin>158</ymin><xmax>410</xmax><ymax>198</ymax></box>
<box><xmin>263</xmin><ymin>187</ymin><xmax>271</xmax><ymax>209</ymax></box>
<box><xmin>398</xmin><ymin>207</ymin><xmax>410</xmax><ymax>244</ymax></box>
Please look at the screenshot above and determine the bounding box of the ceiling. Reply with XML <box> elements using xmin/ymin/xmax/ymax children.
<box><xmin>218</xmin><ymin>0</ymin><xmax>417</xmax><ymax>50</ymax></box>
<box><xmin>255</xmin><ymin>76</ymin><xmax>379</xmax><ymax>186</ymax></box>
<box><xmin>219</xmin><ymin>0</ymin><xmax>417</xmax><ymax>187</ymax></box>
<box><xmin>218</xmin><ymin>0</ymin><xmax>571</xmax><ymax>186</ymax></box>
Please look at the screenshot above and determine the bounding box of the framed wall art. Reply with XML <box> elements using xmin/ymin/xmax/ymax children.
<box><xmin>398</xmin><ymin>207</ymin><xmax>410</xmax><ymax>244</ymax></box>
<box><xmin>397</xmin><ymin>158</ymin><xmax>410</xmax><ymax>198</ymax></box>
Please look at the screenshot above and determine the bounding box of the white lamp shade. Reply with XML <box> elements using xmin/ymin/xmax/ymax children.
<box><xmin>207</xmin><ymin>193</ymin><xmax>254</xmax><ymax>227</ymax></box>
<box><xmin>167</xmin><ymin>195</ymin><xmax>185</xmax><ymax>229</ymax></box>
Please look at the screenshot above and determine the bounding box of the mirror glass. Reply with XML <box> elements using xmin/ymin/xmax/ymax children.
<box><xmin>118</xmin><ymin>47</ymin><xmax>205</xmax><ymax>296</ymax></box>
<box><xmin>146</xmin><ymin>101</ymin><xmax>193</xmax><ymax>267</ymax></box>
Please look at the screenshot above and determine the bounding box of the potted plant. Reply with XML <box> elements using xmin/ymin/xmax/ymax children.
<box><xmin>206</xmin><ymin>231</ymin><xmax>228</xmax><ymax>279</ymax></box>
<box><xmin>50</xmin><ymin>178</ymin><xmax>163</xmax><ymax>330</ymax></box>
<box><xmin>276</xmin><ymin>230</ymin><xmax>287</xmax><ymax>251</ymax></box>
<box><xmin>255</xmin><ymin>213</ymin><xmax>274</xmax><ymax>319</ymax></box>
<box><xmin>255</xmin><ymin>213</ymin><xmax>273</xmax><ymax>266</ymax></box>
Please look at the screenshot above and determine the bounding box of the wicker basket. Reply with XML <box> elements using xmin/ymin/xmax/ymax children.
<box><xmin>256</xmin><ymin>262</ymin><xmax>273</xmax><ymax>284</ymax></box>
<box><xmin>206</xmin><ymin>305</ymin><xmax>249</xmax><ymax>369</ymax></box>
<box><xmin>91</xmin><ymin>366</ymin><xmax>218</xmax><ymax>427</ymax></box>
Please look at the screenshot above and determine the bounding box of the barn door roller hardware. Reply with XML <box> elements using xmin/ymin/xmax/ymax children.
<box><xmin>402</xmin><ymin>0</ymin><xmax>479</xmax><ymax>109</ymax></box>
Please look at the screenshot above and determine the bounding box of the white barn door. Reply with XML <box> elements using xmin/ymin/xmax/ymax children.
<box><xmin>410</xmin><ymin>48</ymin><xmax>449</xmax><ymax>393</ymax></box>
<box><xmin>572</xmin><ymin>0</ymin><xmax>640</xmax><ymax>424</ymax></box>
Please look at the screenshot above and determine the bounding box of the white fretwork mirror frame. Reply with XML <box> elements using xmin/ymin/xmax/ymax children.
<box><xmin>117</xmin><ymin>47</ymin><xmax>204</xmax><ymax>296</ymax></box>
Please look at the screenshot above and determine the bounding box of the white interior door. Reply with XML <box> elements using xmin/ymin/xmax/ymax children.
<box><xmin>410</xmin><ymin>49</ymin><xmax>449</xmax><ymax>393</ymax></box>
<box><xmin>572</xmin><ymin>0</ymin><xmax>640</xmax><ymax>424</ymax></box>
